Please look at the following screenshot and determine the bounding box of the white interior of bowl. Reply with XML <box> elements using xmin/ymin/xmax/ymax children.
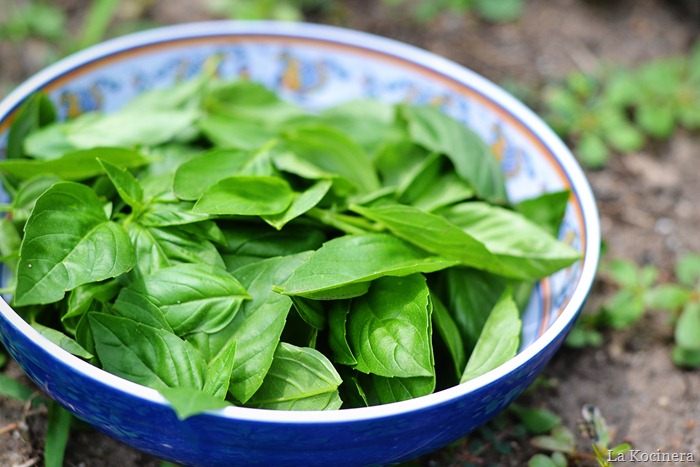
<box><xmin>0</xmin><ymin>21</ymin><xmax>600</xmax><ymax>423</ymax></box>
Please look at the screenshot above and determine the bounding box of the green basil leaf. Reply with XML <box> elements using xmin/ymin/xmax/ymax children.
<box><xmin>246</xmin><ymin>342</ymin><xmax>343</xmax><ymax>411</ymax></box>
<box><xmin>280</xmin><ymin>233</ymin><xmax>459</xmax><ymax>300</ymax></box>
<box><xmin>374</xmin><ymin>140</ymin><xmax>432</xmax><ymax>191</ymax></box>
<box><xmin>314</xmin><ymin>98</ymin><xmax>398</xmax><ymax>154</ymax></box>
<box><xmin>431</xmin><ymin>267</ymin><xmax>511</xmax><ymax>352</ymax></box>
<box><xmin>98</xmin><ymin>158</ymin><xmax>144</xmax><ymax>211</ymax></box>
<box><xmin>327</xmin><ymin>300</ymin><xmax>357</xmax><ymax>366</ymax></box>
<box><xmin>262</xmin><ymin>179</ymin><xmax>332</xmax><ymax>230</ymax></box>
<box><xmin>199</xmin><ymin>114</ymin><xmax>277</xmax><ymax>150</ymax></box>
<box><xmin>440</xmin><ymin>202</ymin><xmax>581</xmax><ymax>280</ymax></box>
<box><xmin>138</xmin><ymin>201</ymin><xmax>212</xmax><ymax>227</ymax></box>
<box><xmin>515</xmin><ymin>190</ymin><xmax>570</xmax><ymax>237</ymax></box>
<box><xmin>460</xmin><ymin>290</ymin><xmax>521</xmax><ymax>383</ymax></box>
<box><xmin>89</xmin><ymin>313</ymin><xmax>206</xmax><ymax>391</ymax></box>
<box><xmin>160</xmin><ymin>386</ymin><xmax>232</xmax><ymax>420</ymax></box>
<box><xmin>0</xmin><ymin>217</ymin><xmax>22</xmax><ymax>272</ymax></box>
<box><xmin>173</xmin><ymin>148</ymin><xmax>269</xmax><ymax>200</ymax></box>
<box><xmin>202</xmin><ymin>341</ymin><xmax>236</xmax><ymax>399</ymax></box>
<box><xmin>65</xmin><ymin>108</ymin><xmax>199</xmax><ymax>150</ymax></box>
<box><xmin>349</xmin><ymin>274</ymin><xmax>434</xmax><ymax>378</ymax></box>
<box><xmin>15</xmin><ymin>182</ymin><xmax>135</xmax><ymax>306</ymax></box>
<box><xmin>9</xmin><ymin>175</ymin><xmax>61</xmax><ymax>223</ymax></box>
<box><xmin>364</xmin><ymin>374</ymin><xmax>435</xmax><ymax>405</ymax></box>
<box><xmin>202</xmin><ymin>79</ymin><xmax>305</xmax><ymax>126</ymax></box>
<box><xmin>193</xmin><ymin>176</ymin><xmax>294</xmax><ymax>216</ymax></box>
<box><xmin>402</xmin><ymin>105</ymin><xmax>508</xmax><ymax>203</ymax></box>
<box><xmin>0</xmin><ymin>147</ymin><xmax>148</xmax><ymax>181</ymax></box>
<box><xmin>112</xmin><ymin>287</ymin><xmax>172</xmax><ymax>332</ymax></box>
<box><xmin>225</xmin><ymin>252</ymin><xmax>312</xmax><ymax>403</ymax></box>
<box><xmin>32</xmin><ymin>322</ymin><xmax>93</xmax><ymax>359</ymax></box>
<box><xmin>291</xmin><ymin>296</ymin><xmax>326</xmax><ymax>331</ymax></box>
<box><xmin>282</xmin><ymin>125</ymin><xmax>380</xmax><ymax>194</ymax></box>
<box><xmin>350</xmin><ymin>203</ymin><xmax>493</xmax><ymax>270</ymax></box>
<box><xmin>144</xmin><ymin>225</ymin><xmax>226</xmax><ymax>269</ymax></box>
<box><xmin>218</xmin><ymin>221</ymin><xmax>325</xmax><ymax>272</ymax></box>
<box><xmin>122</xmin><ymin>263</ymin><xmax>250</xmax><ymax>337</ymax></box>
<box><xmin>63</xmin><ymin>279</ymin><xmax>120</xmax><ymax>324</ymax></box>
<box><xmin>410</xmin><ymin>171</ymin><xmax>475</xmax><ymax>212</ymax></box>
<box><xmin>7</xmin><ymin>93</ymin><xmax>57</xmax><ymax>159</ymax></box>
<box><xmin>430</xmin><ymin>292</ymin><xmax>466</xmax><ymax>380</ymax></box>
<box><xmin>127</xmin><ymin>222</ymin><xmax>170</xmax><ymax>276</ymax></box>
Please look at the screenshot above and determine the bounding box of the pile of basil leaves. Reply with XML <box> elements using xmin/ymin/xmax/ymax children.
<box><xmin>0</xmin><ymin>76</ymin><xmax>579</xmax><ymax>416</ymax></box>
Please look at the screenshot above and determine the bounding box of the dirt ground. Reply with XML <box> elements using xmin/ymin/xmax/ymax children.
<box><xmin>1</xmin><ymin>0</ymin><xmax>700</xmax><ymax>465</ymax></box>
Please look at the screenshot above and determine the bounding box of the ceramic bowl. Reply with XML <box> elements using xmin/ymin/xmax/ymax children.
<box><xmin>0</xmin><ymin>21</ymin><xmax>599</xmax><ymax>466</ymax></box>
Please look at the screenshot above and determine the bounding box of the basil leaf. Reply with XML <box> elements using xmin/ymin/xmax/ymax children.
<box><xmin>226</xmin><ymin>252</ymin><xmax>312</xmax><ymax>403</ymax></box>
<box><xmin>9</xmin><ymin>175</ymin><xmax>60</xmax><ymax>223</ymax></box>
<box><xmin>515</xmin><ymin>189</ymin><xmax>570</xmax><ymax>237</ymax></box>
<box><xmin>121</xmin><ymin>263</ymin><xmax>250</xmax><ymax>337</ymax></box>
<box><xmin>327</xmin><ymin>300</ymin><xmax>357</xmax><ymax>366</ymax></box>
<box><xmin>431</xmin><ymin>267</ymin><xmax>510</xmax><ymax>352</ymax></box>
<box><xmin>350</xmin><ymin>203</ymin><xmax>493</xmax><ymax>270</ymax></box>
<box><xmin>193</xmin><ymin>176</ymin><xmax>294</xmax><ymax>216</ymax></box>
<box><xmin>199</xmin><ymin>115</ymin><xmax>277</xmax><ymax>150</ymax></box>
<box><xmin>64</xmin><ymin>108</ymin><xmax>199</xmax><ymax>150</ymax></box>
<box><xmin>439</xmin><ymin>202</ymin><xmax>581</xmax><ymax>280</ymax></box>
<box><xmin>63</xmin><ymin>279</ymin><xmax>120</xmax><ymax>324</ymax></box>
<box><xmin>373</xmin><ymin>140</ymin><xmax>433</xmax><ymax>191</ymax></box>
<box><xmin>0</xmin><ymin>147</ymin><xmax>148</xmax><ymax>181</ymax></box>
<box><xmin>89</xmin><ymin>313</ymin><xmax>206</xmax><ymax>391</ymax></box>
<box><xmin>402</xmin><ymin>105</ymin><xmax>508</xmax><ymax>203</ymax></box>
<box><xmin>112</xmin><ymin>287</ymin><xmax>172</xmax><ymax>332</ymax></box>
<box><xmin>291</xmin><ymin>296</ymin><xmax>326</xmax><ymax>331</ymax></box>
<box><xmin>32</xmin><ymin>322</ymin><xmax>93</xmax><ymax>359</ymax></box>
<box><xmin>143</xmin><ymin>225</ymin><xmax>226</xmax><ymax>269</ymax></box>
<box><xmin>138</xmin><ymin>201</ymin><xmax>212</xmax><ymax>227</ymax></box>
<box><xmin>410</xmin><ymin>171</ymin><xmax>475</xmax><ymax>212</ymax></box>
<box><xmin>202</xmin><ymin>79</ymin><xmax>305</xmax><ymax>126</ymax></box>
<box><xmin>7</xmin><ymin>93</ymin><xmax>56</xmax><ymax>160</ymax></box>
<box><xmin>173</xmin><ymin>148</ymin><xmax>267</xmax><ymax>200</ymax></box>
<box><xmin>160</xmin><ymin>386</ymin><xmax>231</xmax><ymax>420</ymax></box>
<box><xmin>203</xmin><ymin>341</ymin><xmax>237</xmax><ymax>398</ymax></box>
<box><xmin>280</xmin><ymin>233</ymin><xmax>459</xmax><ymax>300</ymax></box>
<box><xmin>218</xmin><ymin>221</ymin><xmax>325</xmax><ymax>272</ymax></box>
<box><xmin>315</xmin><ymin>98</ymin><xmax>398</xmax><ymax>154</ymax></box>
<box><xmin>282</xmin><ymin>125</ymin><xmax>380</xmax><ymax>194</ymax></box>
<box><xmin>365</xmin><ymin>374</ymin><xmax>435</xmax><ymax>405</ymax></box>
<box><xmin>349</xmin><ymin>274</ymin><xmax>434</xmax><ymax>378</ymax></box>
<box><xmin>460</xmin><ymin>290</ymin><xmax>521</xmax><ymax>383</ymax></box>
<box><xmin>431</xmin><ymin>292</ymin><xmax>466</xmax><ymax>380</ymax></box>
<box><xmin>98</xmin><ymin>159</ymin><xmax>144</xmax><ymax>211</ymax></box>
<box><xmin>246</xmin><ymin>342</ymin><xmax>343</xmax><ymax>411</ymax></box>
<box><xmin>262</xmin><ymin>179</ymin><xmax>332</xmax><ymax>230</ymax></box>
<box><xmin>15</xmin><ymin>182</ymin><xmax>135</xmax><ymax>306</ymax></box>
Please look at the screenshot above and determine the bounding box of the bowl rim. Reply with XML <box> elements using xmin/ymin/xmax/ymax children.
<box><xmin>0</xmin><ymin>20</ymin><xmax>600</xmax><ymax>424</ymax></box>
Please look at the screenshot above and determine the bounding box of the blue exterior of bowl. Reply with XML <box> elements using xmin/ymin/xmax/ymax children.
<box><xmin>0</xmin><ymin>21</ymin><xmax>600</xmax><ymax>466</ymax></box>
<box><xmin>0</xmin><ymin>303</ymin><xmax>570</xmax><ymax>466</ymax></box>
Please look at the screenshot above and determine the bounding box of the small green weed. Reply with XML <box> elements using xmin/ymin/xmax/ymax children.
<box><xmin>566</xmin><ymin>258</ymin><xmax>657</xmax><ymax>348</ymax></box>
<box><xmin>541</xmin><ymin>44</ymin><xmax>700</xmax><ymax>168</ymax></box>
<box><xmin>567</xmin><ymin>253</ymin><xmax>700</xmax><ymax>369</ymax></box>
<box><xmin>383</xmin><ymin>0</ymin><xmax>524</xmax><ymax>23</ymax></box>
<box><xmin>525</xmin><ymin>404</ymin><xmax>631</xmax><ymax>467</ymax></box>
<box><xmin>646</xmin><ymin>254</ymin><xmax>700</xmax><ymax>368</ymax></box>
<box><xmin>206</xmin><ymin>0</ymin><xmax>331</xmax><ymax>21</ymax></box>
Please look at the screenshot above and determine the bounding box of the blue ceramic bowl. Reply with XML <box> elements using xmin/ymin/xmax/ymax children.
<box><xmin>0</xmin><ymin>21</ymin><xmax>599</xmax><ymax>466</ymax></box>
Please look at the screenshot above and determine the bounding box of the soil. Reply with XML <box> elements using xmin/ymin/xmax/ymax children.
<box><xmin>1</xmin><ymin>0</ymin><xmax>700</xmax><ymax>465</ymax></box>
